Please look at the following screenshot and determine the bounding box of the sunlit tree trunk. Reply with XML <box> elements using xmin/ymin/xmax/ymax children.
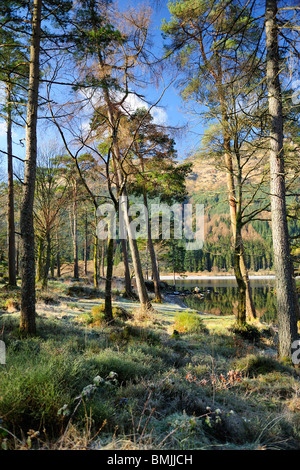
<box><xmin>50</xmin><ymin>251</ymin><xmax>55</xmax><ymax>278</ymax></box>
<box><xmin>104</xmin><ymin>236</ymin><xmax>114</xmax><ymax>322</ymax></box>
<box><xmin>72</xmin><ymin>180</ymin><xmax>79</xmax><ymax>280</ymax></box>
<box><xmin>100</xmin><ymin>240</ymin><xmax>105</xmax><ymax>278</ymax></box>
<box><xmin>42</xmin><ymin>231</ymin><xmax>51</xmax><ymax>288</ymax></box>
<box><xmin>20</xmin><ymin>0</ymin><xmax>42</xmax><ymax>334</ymax></box>
<box><xmin>104</xmin><ymin>95</ymin><xmax>150</xmax><ymax>311</ymax></box>
<box><xmin>198</xmin><ymin>40</ymin><xmax>256</xmax><ymax>323</ymax></box>
<box><xmin>120</xmin><ymin>236</ymin><xmax>132</xmax><ymax>297</ymax></box>
<box><xmin>143</xmin><ymin>189</ymin><xmax>162</xmax><ymax>302</ymax></box>
<box><xmin>93</xmin><ymin>230</ymin><xmax>99</xmax><ymax>288</ymax></box>
<box><xmin>234</xmin><ymin>155</ymin><xmax>247</xmax><ymax>325</ymax></box>
<box><xmin>138</xmin><ymin>154</ymin><xmax>161</xmax><ymax>302</ymax></box>
<box><xmin>265</xmin><ymin>0</ymin><xmax>299</xmax><ymax>358</ymax></box>
<box><xmin>56</xmin><ymin>230</ymin><xmax>61</xmax><ymax>278</ymax></box>
<box><xmin>110</xmin><ymin>152</ymin><xmax>132</xmax><ymax>298</ymax></box>
<box><xmin>84</xmin><ymin>210</ymin><xmax>88</xmax><ymax>276</ymax></box>
<box><xmin>36</xmin><ymin>235</ymin><xmax>43</xmax><ymax>282</ymax></box>
<box><xmin>220</xmin><ymin>93</ymin><xmax>256</xmax><ymax>323</ymax></box>
<box><xmin>6</xmin><ymin>83</ymin><xmax>17</xmax><ymax>287</ymax></box>
<box><xmin>119</xmin><ymin>190</ymin><xmax>152</xmax><ymax>311</ymax></box>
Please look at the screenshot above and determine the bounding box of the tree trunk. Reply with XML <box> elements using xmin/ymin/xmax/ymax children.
<box><xmin>20</xmin><ymin>0</ymin><xmax>42</xmax><ymax>334</ymax></box>
<box><xmin>139</xmin><ymin>152</ymin><xmax>161</xmax><ymax>302</ymax></box>
<box><xmin>84</xmin><ymin>210</ymin><xmax>88</xmax><ymax>276</ymax></box>
<box><xmin>234</xmin><ymin>224</ymin><xmax>247</xmax><ymax>325</ymax></box>
<box><xmin>143</xmin><ymin>189</ymin><xmax>162</xmax><ymax>302</ymax></box>
<box><xmin>72</xmin><ymin>181</ymin><xmax>79</xmax><ymax>280</ymax></box>
<box><xmin>93</xmin><ymin>231</ymin><xmax>99</xmax><ymax>288</ymax></box>
<box><xmin>104</xmin><ymin>236</ymin><xmax>114</xmax><ymax>322</ymax></box>
<box><xmin>50</xmin><ymin>252</ymin><xmax>55</xmax><ymax>278</ymax></box>
<box><xmin>100</xmin><ymin>240</ymin><xmax>105</xmax><ymax>277</ymax></box>
<box><xmin>173</xmin><ymin>243</ymin><xmax>176</xmax><ymax>289</ymax></box>
<box><xmin>109</xmin><ymin>146</ymin><xmax>132</xmax><ymax>298</ymax></box>
<box><xmin>36</xmin><ymin>235</ymin><xmax>44</xmax><ymax>282</ymax></box>
<box><xmin>16</xmin><ymin>236</ymin><xmax>19</xmax><ymax>277</ymax></box>
<box><xmin>6</xmin><ymin>84</ymin><xmax>17</xmax><ymax>287</ymax></box>
<box><xmin>199</xmin><ymin>38</ymin><xmax>256</xmax><ymax>322</ymax></box>
<box><xmin>240</xmin><ymin>255</ymin><xmax>256</xmax><ymax>321</ymax></box>
<box><xmin>120</xmin><ymin>191</ymin><xmax>152</xmax><ymax>311</ymax></box>
<box><xmin>265</xmin><ymin>0</ymin><xmax>299</xmax><ymax>358</ymax></box>
<box><xmin>42</xmin><ymin>231</ymin><xmax>51</xmax><ymax>288</ymax></box>
<box><xmin>235</xmin><ymin>253</ymin><xmax>247</xmax><ymax>325</ymax></box>
<box><xmin>56</xmin><ymin>230</ymin><xmax>61</xmax><ymax>278</ymax></box>
<box><xmin>212</xmin><ymin>44</ymin><xmax>257</xmax><ymax>322</ymax></box>
<box><xmin>120</xmin><ymin>236</ymin><xmax>132</xmax><ymax>297</ymax></box>
<box><xmin>222</xmin><ymin>113</ymin><xmax>256</xmax><ymax>322</ymax></box>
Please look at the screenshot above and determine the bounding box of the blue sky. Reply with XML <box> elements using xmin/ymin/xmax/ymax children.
<box><xmin>144</xmin><ymin>1</ymin><xmax>204</xmax><ymax>157</ymax></box>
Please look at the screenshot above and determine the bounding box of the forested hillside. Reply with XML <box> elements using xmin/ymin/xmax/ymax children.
<box><xmin>162</xmin><ymin>152</ymin><xmax>300</xmax><ymax>275</ymax></box>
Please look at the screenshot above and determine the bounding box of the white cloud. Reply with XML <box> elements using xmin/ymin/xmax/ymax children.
<box><xmin>0</xmin><ymin>121</ymin><xmax>6</xmax><ymax>137</ymax></box>
<box><xmin>79</xmin><ymin>88</ymin><xmax>168</xmax><ymax>133</ymax></box>
<box><xmin>122</xmin><ymin>93</ymin><xmax>168</xmax><ymax>125</ymax></box>
<box><xmin>151</xmin><ymin>106</ymin><xmax>168</xmax><ymax>125</ymax></box>
<box><xmin>122</xmin><ymin>92</ymin><xmax>146</xmax><ymax>114</ymax></box>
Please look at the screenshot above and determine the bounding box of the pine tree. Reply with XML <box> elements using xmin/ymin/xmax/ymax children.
<box><xmin>265</xmin><ymin>0</ymin><xmax>299</xmax><ymax>358</ymax></box>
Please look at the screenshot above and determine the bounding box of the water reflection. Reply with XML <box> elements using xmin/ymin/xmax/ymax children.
<box><xmin>164</xmin><ymin>278</ymin><xmax>278</xmax><ymax>323</ymax></box>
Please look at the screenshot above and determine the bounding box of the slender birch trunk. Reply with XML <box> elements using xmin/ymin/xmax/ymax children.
<box><xmin>143</xmin><ymin>189</ymin><xmax>162</xmax><ymax>302</ymax></box>
<box><xmin>104</xmin><ymin>236</ymin><xmax>114</xmax><ymax>322</ymax></box>
<box><xmin>50</xmin><ymin>252</ymin><xmax>55</xmax><ymax>278</ymax></box>
<box><xmin>204</xmin><ymin>44</ymin><xmax>256</xmax><ymax>322</ymax></box>
<box><xmin>101</xmin><ymin>241</ymin><xmax>105</xmax><ymax>277</ymax></box>
<box><xmin>6</xmin><ymin>83</ymin><xmax>17</xmax><ymax>287</ymax></box>
<box><xmin>42</xmin><ymin>231</ymin><xmax>51</xmax><ymax>288</ymax></box>
<box><xmin>120</xmin><ymin>236</ymin><xmax>132</xmax><ymax>297</ymax></box>
<box><xmin>36</xmin><ymin>235</ymin><xmax>43</xmax><ymax>282</ymax></box>
<box><xmin>94</xmin><ymin>230</ymin><xmax>99</xmax><ymax>288</ymax></box>
<box><xmin>84</xmin><ymin>210</ymin><xmax>88</xmax><ymax>276</ymax></box>
<box><xmin>138</xmin><ymin>154</ymin><xmax>161</xmax><ymax>302</ymax></box>
<box><xmin>110</xmin><ymin>148</ymin><xmax>132</xmax><ymax>297</ymax></box>
<box><xmin>72</xmin><ymin>180</ymin><xmax>79</xmax><ymax>280</ymax></box>
<box><xmin>219</xmin><ymin>87</ymin><xmax>256</xmax><ymax>322</ymax></box>
<box><xmin>56</xmin><ymin>230</ymin><xmax>61</xmax><ymax>278</ymax></box>
<box><xmin>20</xmin><ymin>0</ymin><xmax>42</xmax><ymax>334</ymax></box>
<box><xmin>265</xmin><ymin>0</ymin><xmax>299</xmax><ymax>358</ymax></box>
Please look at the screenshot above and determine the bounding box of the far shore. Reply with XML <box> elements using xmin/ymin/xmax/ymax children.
<box><xmin>159</xmin><ymin>274</ymin><xmax>299</xmax><ymax>281</ymax></box>
<box><xmin>159</xmin><ymin>274</ymin><xmax>277</xmax><ymax>280</ymax></box>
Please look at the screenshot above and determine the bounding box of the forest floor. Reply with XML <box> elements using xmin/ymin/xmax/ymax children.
<box><xmin>1</xmin><ymin>277</ymin><xmax>300</xmax><ymax>450</ymax></box>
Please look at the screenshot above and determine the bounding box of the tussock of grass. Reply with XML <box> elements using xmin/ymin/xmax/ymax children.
<box><xmin>37</xmin><ymin>291</ymin><xmax>60</xmax><ymax>305</ymax></box>
<box><xmin>79</xmin><ymin>304</ymin><xmax>133</xmax><ymax>327</ymax></box>
<box><xmin>65</xmin><ymin>284</ymin><xmax>103</xmax><ymax>299</ymax></box>
<box><xmin>173</xmin><ymin>311</ymin><xmax>207</xmax><ymax>335</ymax></box>
<box><xmin>233</xmin><ymin>354</ymin><xmax>295</xmax><ymax>377</ymax></box>
<box><xmin>230</xmin><ymin>323</ymin><xmax>261</xmax><ymax>342</ymax></box>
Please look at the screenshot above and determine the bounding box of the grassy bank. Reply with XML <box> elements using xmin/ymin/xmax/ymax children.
<box><xmin>0</xmin><ymin>280</ymin><xmax>300</xmax><ymax>450</ymax></box>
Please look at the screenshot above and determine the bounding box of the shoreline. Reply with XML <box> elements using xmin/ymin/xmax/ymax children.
<box><xmin>159</xmin><ymin>274</ymin><xmax>277</xmax><ymax>280</ymax></box>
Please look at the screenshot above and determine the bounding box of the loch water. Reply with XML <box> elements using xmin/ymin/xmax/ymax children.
<box><xmin>164</xmin><ymin>277</ymin><xmax>279</xmax><ymax>323</ymax></box>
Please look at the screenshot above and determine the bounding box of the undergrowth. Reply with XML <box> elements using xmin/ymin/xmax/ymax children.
<box><xmin>1</xmin><ymin>284</ymin><xmax>300</xmax><ymax>450</ymax></box>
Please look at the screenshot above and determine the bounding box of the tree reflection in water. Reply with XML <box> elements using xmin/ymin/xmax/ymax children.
<box><xmin>165</xmin><ymin>278</ymin><xmax>282</xmax><ymax>323</ymax></box>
